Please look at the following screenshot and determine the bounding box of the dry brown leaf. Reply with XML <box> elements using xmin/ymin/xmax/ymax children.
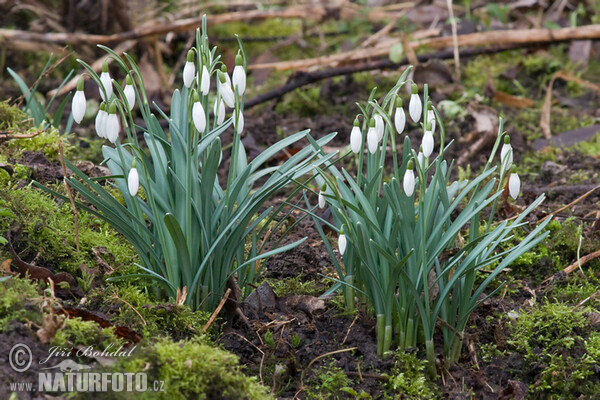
<box><xmin>493</xmin><ymin>91</ymin><xmax>534</xmax><ymax>109</ymax></box>
<box><xmin>1</xmin><ymin>259</ymin><xmax>12</xmax><ymax>273</ymax></box>
<box><xmin>37</xmin><ymin>314</ymin><xmax>67</xmax><ymax>344</ymax></box>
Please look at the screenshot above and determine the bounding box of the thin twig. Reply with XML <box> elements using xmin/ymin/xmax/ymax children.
<box><xmin>538</xmin><ymin>184</ymin><xmax>600</xmax><ymax>225</ymax></box>
<box><xmin>541</xmin><ymin>248</ymin><xmax>600</xmax><ymax>286</ymax></box>
<box><xmin>446</xmin><ymin>0</ymin><xmax>461</xmax><ymax>80</ymax></box>
<box><xmin>203</xmin><ymin>287</ymin><xmax>232</xmax><ymax>332</ymax></box>
<box><xmin>305</xmin><ymin>347</ymin><xmax>358</xmax><ymax>371</ymax></box>
<box><xmin>58</xmin><ymin>141</ymin><xmax>79</xmax><ymax>253</ymax></box>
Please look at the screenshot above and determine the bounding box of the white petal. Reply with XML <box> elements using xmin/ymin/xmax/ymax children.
<box><xmin>214</xmin><ymin>99</ymin><xmax>225</xmax><ymax>125</ymax></box>
<box><xmin>183</xmin><ymin>61</ymin><xmax>195</xmax><ymax>88</ymax></box>
<box><xmin>219</xmin><ymin>82</ymin><xmax>235</xmax><ymax>108</ymax></box>
<box><xmin>403</xmin><ymin>169</ymin><xmax>415</xmax><ymax>196</ymax></box>
<box><xmin>234</xmin><ymin>112</ymin><xmax>244</xmax><ymax>134</ymax></box>
<box><xmin>200</xmin><ymin>66</ymin><xmax>210</xmax><ymax>95</ymax></box>
<box><xmin>99</xmin><ymin>72</ymin><xmax>113</xmax><ymax>101</ymax></box>
<box><xmin>350</xmin><ymin>126</ymin><xmax>362</xmax><ymax>154</ymax></box>
<box><xmin>106</xmin><ymin>114</ymin><xmax>119</xmax><ymax>143</ymax></box>
<box><xmin>367</xmin><ymin>127</ymin><xmax>378</xmax><ymax>154</ymax></box>
<box><xmin>338</xmin><ymin>234</ymin><xmax>347</xmax><ymax>255</ymax></box>
<box><xmin>427</xmin><ymin>109</ymin><xmax>436</xmax><ymax>132</ymax></box>
<box><xmin>232</xmin><ymin>65</ymin><xmax>246</xmax><ymax>96</ymax></box>
<box><xmin>192</xmin><ymin>102</ymin><xmax>206</xmax><ymax>132</ymax></box>
<box><xmin>72</xmin><ymin>90</ymin><xmax>86</xmax><ymax>124</ymax></box>
<box><xmin>409</xmin><ymin>93</ymin><xmax>422</xmax><ymax>123</ymax></box>
<box><xmin>394</xmin><ymin>107</ymin><xmax>406</xmax><ymax>134</ymax></box>
<box><xmin>417</xmin><ymin>152</ymin><xmax>425</xmax><ymax>169</ymax></box>
<box><xmin>95</xmin><ymin>110</ymin><xmax>106</xmax><ymax>138</ymax></box>
<box><xmin>422</xmin><ymin>131</ymin><xmax>434</xmax><ymax>157</ymax></box>
<box><xmin>374</xmin><ymin>114</ymin><xmax>384</xmax><ymax>141</ymax></box>
<box><xmin>128</xmin><ymin>167</ymin><xmax>139</xmax><ymax>196</ymax></box>
<box><xmin>509</xmin><ymin>173</ymin><xmax>520</xmax><ymax>200</ymax></box>
<box><xmin>318</xmin><ymin>192</ymin><xmax>326</xmax><ymax>209</ymax></box>
<box><xmin>500</xmin><ymin>144</ymin><xmax>513</xmax><ymax>172</ymax></box>
<box><xmin>124</xmin><ymin>85</ymin><xmax>135</xmax><ymax>111</ymax></box>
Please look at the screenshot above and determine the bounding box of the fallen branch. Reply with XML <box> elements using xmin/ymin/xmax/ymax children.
<box><xmin>541</xmin><ymin>248</ymin><xmax>600</xmax><ymax>286</ymax></box>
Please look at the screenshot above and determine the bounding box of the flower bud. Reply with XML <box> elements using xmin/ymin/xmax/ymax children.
<box><xmin>234</xmin><ymin>111</ymin><xmax>244</xmax><ymax>134</ymax></box>
<box><xmin>421</xmin><ymin>123</ymin><xmax>434</xmax><ymax>157</ymax></box>
<box><xmin>338</xmin><ymin>227</ymin><xmax>347</xmax><ymax>255</ymax></box>
<box><xmin>403</xmin><ymin>160</ymin><xmax>415</xmax><ymax>196</ymax></box>
<box><xmin>99</xmin><ymin>60</ymin><xmax>113</xmax><ymax>101</ymax></box>
<box><xmin>72</xmin><ymin>77</ymin><xmax>86</xmax><ymax>124</ymax></box>
<box><xmin>232</xmin><ymin>53</ymin><xmax>246</xmax><ymax>96</ymax></box>
<box><xmin>192</xmin><ymin>92</ymin><xmax>206</xmax><ymax>133</ymax></box>
<box><xmin>367</xmin><ymin>118</ymin><xmax>378</xmax><ymax>154</ymax></box>
<box><xmin>374</xmin><ymin>113</ymin><xmax>384</xmax><ymax>141</ymax></box>
<box><xmin>508</xmin><ymin>165</ymin><xmax>520</xmax><ymax>200</ymax></box>
<box><xmin>350</xmin><ymin>118</ymin><xmax>362</xmax><ymax>154</ymax></box>
<box><xmin>214</xmin><ymin>98</ymin><xmax>226</xmax><ymax>125</ymax></box>
<box><xmin>95</xmin><ymin>102</ymin><xmax>107</xmax><ymax>138</ymax></box>
<box><xmin>128</xmin><ymin>160</ymin><xmax>139</xmax><ymax>197</ymax></box>
<box><xmin>500</xmin><ymin>135</ymin><xmax>513</xmax><ymax>173</ymax></box>
<box><xmin>409</xmin><ymin>83</ymin><xmax>422</xmax><ymax>122</ymax></box>
<box><xmin>200</xmin><ymin>65</ymin><xmax>210</xmax><ymax>95</ymax></box>
<box><xmin>426</xmin><ymin>103</ymin><xmax>436</xmax><ymax>133</ymax></box>
<box><xmin>318</xmin><ymin>183</ymin><xmax>327</xmax><ymax>209</ymax></box>
<box><xmin>183</xmin><ymin>50</ymin><xmax>196</xmax><ymax>88</ymax></box>
<box><xmin>218</xmin><ymin>71</ymin><xmax>235</xmax><ymax>108</ymax></box>
<box><xmin>123</xmin><ymin>75</ymin><xmax>135</xmax><ymax>111</ymax></box>
<box><xmin>105</xmin><ymin>102</ymin><xmax>119</xmax><ymax>143</ymax></box>
<box><xmin>394</xmin><ymin>97</ymin><xmax>406</xmax><ymax>134</ymax></box>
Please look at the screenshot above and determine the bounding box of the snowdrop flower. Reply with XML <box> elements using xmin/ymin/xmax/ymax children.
<box><xmin>214</xmin><ymin>98</ymin><xmax>226</xmax><ymax>125</ymax></box>
<box><xmin>338</xmin><ymin>226</ymin><xmax>347</xmax><ymax>256</ymax></box>
<box><xmin>200</xmin><ymin>65</ymin><xmax>210</xmax><ymax>95</ymax></box>
<box><xmin>394</xmin><ymin>97</ymin><xmax>406</xmax><ymax>134</ymax></box>
<box><xmin>123</xmin><ymin>75</ymin><xmax>135</xmax><ymax>111</ymax></box>
<box><xmin>318</xmin><ymin>183</ymin><xmax>327</xmax><ymax>209</ymax></box>
<box><xmin>128</xmin><ymin>160</ymin><xmax>139</xmax><ymax>197</ymax></box>
<box><xmin>421</xmin><ymin>122</ymin><xmax>434</xmax><ymax>157</ymax></box>
<box><xmin>234</xmin><ymin>111</ymin><xmax>244</xmax><ymax>134</ymax></box>
<box><xmin>183</xmin><ymin>50</ymin><xmax>196</xmax><ymax>88</ymax></box>
<box><xmin>232</xmin><ymin>53</ymin><xmax>246</xmax><ymax>96</ymax></box>
<box><xmin>374</xmin><ymin>113</ymin><xmax>384</xmax><ymax>141</ymax></box>
<box><xmin>409</xmin><ymin>83</ymin><xmax>422</xmax><ymax>123</ymax></box>
<box><xmin>192</xmin><ymin>92</ymin><xmax>206</xmax><ymax>133</ymax></box>
<box><xmin>426</xmin><ymin>103</ymin><xmax>436</xmax><ymax>133</ymax></box>
<box><xmin>105</xmin><ymin>102</ymin><xmax>119</xmax><ymax>144</ymax></box>
<box><xmin>367</xmin><ymin>118</ymin><xmax>378</xmax><ymax>154</ymax></box>
<box><xmin>500</xmin><ymin>135</ymin><xmax>513</xmax><ymax>173</ymax></box>
<box><xmin>508</xmin><ymin>165</ymin><xmax>520</xmax><ymax>200</ymax></box>
<box><xmin>95</xmin><ymin>102</ymin><xmax>107</xmax><ymax>138</ymax></box>
<box><xmin>72</xmin><ymin>77</ymin><xmax>86</xmax><ymax>124</ymax></box>
<box><xmin>99</xmin><ymin>60</ymin><xmax>113</xmax><ymax>102</ymax></box>
<box><xmin>417</xmin><ymin>145</ymin><xmax>425</xmax><ymax>170</ymax></box>
<box><xmin>403</xmin><ymin>160</ymin><xmax>415</xmax><ymax>196</ymax></box>
<box><xmin>218</xmin><ymin>71</ymin><xmax>235</xmax><ymax>108</ymax></box>
<box><xmin>350</xmin><ymin>118</ymin><xmax>362</xmax><ymax>154</ymax></box>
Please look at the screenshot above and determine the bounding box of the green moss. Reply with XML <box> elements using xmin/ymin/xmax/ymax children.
<box><xmin>106</xmin><ymin>338</ymin><xmax>272</xmax><ymax>400</ymax></box>
<box><xmin>383</xmin><ymin>351</ymin><xmax>438</xmax><ymax>399</ymax></box>
<box><xmin>264</xmin><ymin>274</ymin><xmax>325</xmax><ymax>298</ymax></box>
<box><xmin>0</xmin><ymin>100</ymin><xmax>30</xmax><ymax>131</ymax></box>
<box><xmin>305</xmin><ymin>361</ymin><xmax>365</xmax><ymax>399</ymax></box>
<box><xmin>0</xmin><ymin>276</ymin><xmax>42</xmax><ymax>331</ymax></box>
<box><xmin>52</xmin><ymin>317</ymin><xmax>124</xmax><ymax>350</ymax></box>
<box><xmin>6</xmin><ymin>125</ymin><xmax>74</xmax><ymax>161</ymax></box>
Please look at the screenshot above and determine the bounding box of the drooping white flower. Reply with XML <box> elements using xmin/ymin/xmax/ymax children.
<box><xmin>123</xmin><ymin>75</ymin><xmax>135</xmax><ymax>111</ymax></box>
<box><xmin>338</xmin><ymin>227</ymin><xmax>347</xmax><ymax>255</ymax></box>
<box><xmin>214</xmin><ymin>98</ymin><xmax>226</xmax><ymax>125</ymax></box>
<box><xmin>500</xmin><ymin>135</ymin><xmax>513</xmax><ymax>173</ymax></box>
<box><xmin>200</xmin><ymin>65</ymin><xmax>210</xmax><ymax>95</ymax></box>
<box><xmin>508</xmin><ymin>166</ymin><xmax>520</xmax><ymax>200</ymax></box>
<box><xmin>218</xmin><ymin>71</ymin><xmax>235</xmax><ymax>108</ymax></box>
<box><xmin>234</xmin><ymin>111</ymin><xmax>244</xmax><ymax>134</ymax></box>
<box><xmin>192</xmin><ymin>92</ymin><xmax>206</xmax><ymax>133</ymax></box>
<box><xmin>403</xmin><ymin>160</ymin><xmax>415</xmax><ymax>196</ymax></box>
<box><xmin>394</xmin><ymin>97</ymin><xmax>406</xmax><ymax>134</ymax></box>
<box><xmin>105</xmin><ymin>102</ymin><xmax>119</xmax><ymax>144</ymax></box>
<box><xmin>95</xmin><ymin>102</ymin><xmax>107</xmax><ymax>138</ymax></box>
<box><xmin>232</xmin><ymin>53</ymin><xmax>246</xmax><ymax>96</ymax></box>
<box><xmin>99</xmin><ymin>60</ymin><xmax>113</xmax><ymax>102</ymax></box>
<box><xmin>128</xmin><ymin>160</ymin><xmax>139</xmax><ymax>197</ymax></box>
<box><xmin>367</xmin><ymin>118</ymin><xmax>378</xmax><ymax>154</ymax></box>
<box><xmin>374</xmin><ymin>113</ymin><xmax>384</xmax><ymax>141</ymax></box>
<box><xmin>183</xmin><ymin>50</ymin><xmax>196</xmax><ymax>88</ymax></box>
<box><xmin>417</xmin><ymin>146</ymin><xmax>425</xmax><ymax>169</ymax></box>
<box><xmin>350</xmin><ymin>118</ymin><xmax>362</xmax><ymax>154</ymax></box>
<box><xmin>421</xmin><ymin>125</ymin><xmax>434</xmax><ymax>157</ymax></box>
<box><xmin>72</xmin><ymin>77</ymin><xmax>86</xmax><ymax>124</ymax></box>
<box><xmin>409</xmin><ymin>83</ymin><xmax>422</xmax><ymax>123</ymax></box>
<box><xmin>318</xmin><ymin>183</ymin><xmax>327</xmax><ymax>209</ymax></box>
<box><xmin>426</xmin><ymin>104</ymin><xmax>436</xmax><ymax>133</ymax></box>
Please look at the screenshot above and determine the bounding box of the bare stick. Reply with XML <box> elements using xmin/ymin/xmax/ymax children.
<box><xmin>203</xmin><ymin>287</ymin><xmax>232</xmax><ymax>332</ymax></box>
<box><xmin>446</xmin><ymin>0</ymin><xmax>461</xmax><ymax>80</ymax></box>
<box><xmin>542</xmin><ymin>248</ymin><xmax>600</xmax><ymax>286</ymax></box>
<box><xmin>538</xmin><ymin>184</ymin><xmax>600</xmax><ymax>225</ymax></box>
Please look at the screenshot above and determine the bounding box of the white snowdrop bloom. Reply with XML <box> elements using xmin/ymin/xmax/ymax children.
<box><xmin>95</xmin><ymin>102</ymin><xmax>107</xmax><ymax>138</ymax></box>
<box><xmin>417</xmin><ymin>146</ymin><xmax>425</xmax><ymax>170</ymax></box>
<box><xmin>500</xmin><ymin>135</ymin><xmax>513</xmax><ymax>172</ymax></box>
<box><xmin>350</xmin><ymin>118</ymin><xmax>362</xmax><ymax>154</ymax></box>
<box><xmin>128</xmin><ymin>162</ymin><xmax>139</xmax><ymax>197</ymax></box>
<box><xmin>200</xmin><ymin>65</ymin><xmax>210</xmax><ymax>95</ymax></box>
<box><xmin>214</xmin><ymin>98</ymin><xmax>226</xmax><ymax>125</ymax></box>
<box><xmin>403</xmin><ymin>160</ymin><xmax>415</xmax><ymax>196</ymax></box>
<box><xmin>99</xmin><ymin>60</ymin><xmax>113</xmax><ymax>102</ymax></box>
<box><xmin>192</xmin><ymin>94</ymin><xmax>206</xmax><ymax>133</ymax></box>
<box><xmin>338</xmin><ymin>228</ymin><xmax>347</xmax><ymax>256</ymax></box>
<box><xmin>374</xmin><ymin>113</ymin><xmax>384</xmax><ymax>141</ymax></box>
<box><xmin>394</xmin><ymin>97</ymin><xmax>406</xmax><ymax>134</ymax></box>
<box><xmin>234</xmin><ymin>111</ymin><xmax>244</xmax><ymax>134</ymax></box>
<box><xmin>123</xmin><ymin>75</ymin><xmax>135</xmax><ymax>111</ymax></box>
<box><xmin>183</xmin><ymin>50</ymin><xmax>196</xmax><ymax>88</ymax></box>
<box><xmin>426</xmin><ymin>106</ymin><xmax>436</xmax><ymax>133</ymax></box>
<box><xmin>509</xmin><ymin>166</ymin><xmax>520</xmax><ymax>200</ymax></box>
<box><xmin>232</xmin><ymin>54</ymin><xmax>246</xmax><ymax>96</ymax></box>
<box><xmin>72</xmin><ymin>78</ymin><xmax>86</xmax><ymax>124</ymax></box>
<box><xmin>367</xmin><ymin>119</ymin><xmax>378</xmax><ymax>154</ymax></box>
<box><xmin>421</xmin><ymin>126</ymin><xmax>434</xmax><ymax>157</ymax></box>
<box><xmin>318</xmin><ymin>183</ymin><xmax>327</xmax><ymax>209</ymax></box>
<box><xmin>409</xmin><ymin>83</ymin><xmax>422</xmax><ymax>123</ymax></box>
<box><xmin>218</xmin><ymin>71</ymin><xmax>235</xmax><ymax>108</ymax></box>
<box><xmin>105</xmin><ymin>103</ymin><xmax>120</xmax><ymax>144</ymax></box>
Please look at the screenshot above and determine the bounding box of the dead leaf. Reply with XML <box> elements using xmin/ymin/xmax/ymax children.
<box><xmin>493</xmin><ymin>91</ymin><xmax>534</xmax><ymax>108</ymax></box>
<box><xmin>1</xmin><ymin>259</ymin><xmax>12</xmax><ymax>273</ymax></box>
<box><xmin>37</xmin><ymin>313</ymin><xmax>67</xmax><ymax>344</ymax></box>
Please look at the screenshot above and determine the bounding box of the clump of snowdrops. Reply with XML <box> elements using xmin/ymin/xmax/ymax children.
<box><xmin>312</xmin><ymin>67</ymin><xmax>550</xmax><ymax>376</ymax></box>
<box><xmin>37</xmin><ymin>17</ymin><xmax>336</xmax><ymax>311</ymax></box>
